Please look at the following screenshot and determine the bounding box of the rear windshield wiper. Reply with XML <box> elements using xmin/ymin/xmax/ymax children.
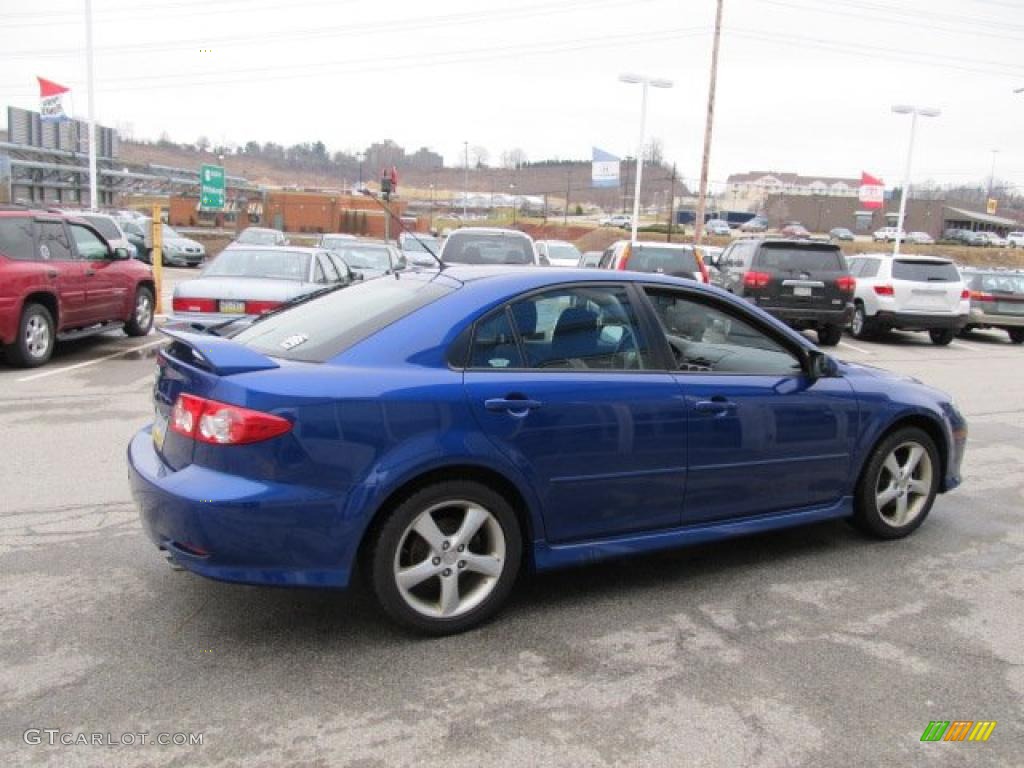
<box><xmin>249</xmin><ymin>282</ymin><xmax>349</xmax><ymax>325</ymax></box>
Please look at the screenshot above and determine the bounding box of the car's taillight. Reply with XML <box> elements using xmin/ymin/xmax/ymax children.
<box><xmin>960</xmin><ymin>288</ymin><xmax>970</xmax><ymax>300</ymax></box>
<box><xmin>618</xmin><ymin>244</ymin><xmax>632</xmax><ymax>270</ymax></box>
<box><xmin>245</xmin><ymin>300</ymin><xmax>282</xmax><ymax>315</ymax></box>
<box><xmin>169</xmin><ymin>394</ymin><xmax>292</xmax><ymax>445</ymax></box>
<box><xmin>836</xmin><ymin>275</ymin><xmax>856</xmax><ymax>293</ymax></box>
<box><xmin>172</xmin><ymin>297</ymin><xmax>216</xmax><ymax>313</ymax></box>
<box><xmin>743</xmin><ymin>270</ymin><xmax>771</xmax><ymax>289</ymax></box>
<box><xmin>873</xmin><ymin>284</ymin><xmax>895</xmax><ymax>296</ymax></box>
<box><xmin>969</xmin><ymin>290</ymin><xmax>994</xmax><ymax>302</ymax></box>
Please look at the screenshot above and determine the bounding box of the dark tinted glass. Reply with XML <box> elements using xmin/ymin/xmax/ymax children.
<box><xmin>233</xmin><ymin>276</ymin><xmax>453</xmax><ymax>362</ymax></box>
<box><xmin>443</xmin><ymin>231</ymin><xmax>534</xmax><ymax>265</ymax></box>
<box><xmin>627</xmin><ymin>246</ymin><xmax>699</xmax><ymax>275</ymax></box>
<box><xmin>978</xmin><ymin>273</ymin><xmax>1024</xmax><ymax>294</ymax></box>
<box><xmin>892</xmin><ymin>260</ymin><xmax>960</xmax><ymax>282</ymax></box>
<box><xmin>0</xmin><ymin>218</ymin><xmax>35</xmax><ymax>260</ymax></box>
<box><xmin>755</xmin><ymin>246</ymin><xmax>844</xmax><ymax>271</ymax></box>
<box><xmin>469</xmin><ymin>309</ymin><xmax>523</xmax><ymax>369</ymax></box>
<box><xmin>82</xmin><ymin>215</ymin><xmax>121</xmax><ymax>240</ymax></box>
<box><xmin>38</xmin><ymin>222</ymin><xmax>73</xmax><ymax>260</ymax></box>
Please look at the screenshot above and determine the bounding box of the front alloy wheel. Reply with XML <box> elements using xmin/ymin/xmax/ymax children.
<box><xmin>370</xmin><ymin>481</ymin><xmax>522</xmax><ymax>635</ymax></box>
<box><xmin>853</xmin><ymin>427</ymin><xmax>939</xmax><ymax>539</ymax></box>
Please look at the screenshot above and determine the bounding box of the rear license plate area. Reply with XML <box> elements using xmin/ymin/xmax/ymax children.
<box><xmin>793</xmin><ymin>285</ymin><xmax>812</xmax><ymax>297</ymax></box>
<box><xmin>219</xmin><ymin>300</ymin><xmax>245</xmax><ymax>314</ymax></box>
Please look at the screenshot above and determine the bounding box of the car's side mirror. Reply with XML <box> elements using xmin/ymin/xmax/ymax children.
<box><xmin>113</xmin><ymin>246</ymin><xmax>131</xmax><ymax>260</ymax></box>
<box><xmin>807</xmin><ymin>350</ymin><xmax>838</xmax><ymax>380</ymax></box>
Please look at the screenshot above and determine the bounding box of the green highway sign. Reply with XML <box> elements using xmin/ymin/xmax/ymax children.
<box><xmin>200</xmin><ymin>164</ymin><xmax>225</xmax><ymax>210</ymax></box>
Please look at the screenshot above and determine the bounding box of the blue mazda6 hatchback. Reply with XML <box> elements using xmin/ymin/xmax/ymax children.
<box><xmin>128</xmin><ymin>266</ymin><xmax>967</xmax><ymax>634</ymax></box>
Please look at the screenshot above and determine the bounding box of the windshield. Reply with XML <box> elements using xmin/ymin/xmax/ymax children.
<box><xmin>893</xmin><ymin>260</ymin><xmax>960</xmax><ymax>282</ymax></box>
<box><xmin>627</xmin><ymin>246</ymin><xmax>700</xmax><ymax>275</ymax></box>
<box><xmin>339</xmin><ymin>245</ymin><xmax>392</xmax><ymax>270</ymax></box>
<box><xmin>202</xmin><ymin>248</ymin><xmax>310</xmax><ymax>281</ymax></box>
<box><xmin>321</xmin><ymin>236</ymin><xmax>355</xmax><ymax>250</ymax></box>
<box><xmin>546</xmin><ymin>243</ymin><xmax>581</xmax><ymax>262</ymax></box>
<box><xmin>233</xmin><ymin>276</ymin><xmax>453</xmax><ymax>362</ymax></box>
<box><xmin>442</xmin><ymin>231</ymin><xmax>534</xmax><ymax>265</ymax></box>
<box><xmin>237</xmin><ymin>229</ymin><xmax>282</xmax><ymax>245</ymax></box>
<box><xmin>401</xmin><ymin>236</ymin><xmax>440</xmax><ymax>253</ymax></box>
<box><xmin>756</xmin><ymin>245</ymin><xmax>844</xmax><ymax>271</ymax></box>
<box><xmin>975</xmin><ymin>273</ymin><xmax>1024</xmax><ymax>294</ymax></box>
<box><xmin>162</xmin><ymin>224</ymin><xmax>182</xmax><ymax>239</ymax></box>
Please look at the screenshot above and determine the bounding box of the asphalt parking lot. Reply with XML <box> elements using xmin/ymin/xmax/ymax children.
<box><xmin>1</xmin><ymin>310</ymin><xmax>1022</xmax><ymax>767</ymax></box>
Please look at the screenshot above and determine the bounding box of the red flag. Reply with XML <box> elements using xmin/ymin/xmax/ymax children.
<box><xmin>858</xmin><ymin>171</ymin><xmax>884</xmax><ymax>210</ymax></box>
<box><xmin>38</xmin><ymin>77</ymin><xmax>71</xmax><ymax>122</ymax></box>
<box><xmin>37</xmin><ymin>77</ymin><xmax>70</xmax><ymax>98</ymax></box>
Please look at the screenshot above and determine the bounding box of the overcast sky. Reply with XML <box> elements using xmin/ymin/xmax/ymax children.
<box><xmin>1</xmin><ymin>0</ymin><xmax>1021</xmax><ymax>193</ymax></box>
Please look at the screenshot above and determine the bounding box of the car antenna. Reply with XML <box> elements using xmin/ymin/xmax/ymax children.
<box><xmin>358</xmin><ymin>188</ymin><xmax>445</xmax><ymax>269</ymax></box>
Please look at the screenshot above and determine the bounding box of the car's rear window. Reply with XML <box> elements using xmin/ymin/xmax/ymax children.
<box><xmin>627</xmin><ymin>246</ymin><xmax>699</xmax><ymax>275</ymax></box>
<box><xmin>204</xmin><ymin>248</ymin><xmax>310</xmax><ymax>281</ymax></box>
<box><xmin>975</xmin><ymin>273</ymin><xmax>1024</xmax><ymax>294</ymax></box>
<box><xmin>82</xmin><ymin>215</ymin><xmax>120</xmax><ymax>241</ymax></box>
<box><xmin>755</xmin><ymin>245</ymin><xmax>844</xmax><ymax>271</ymax></box>
<box><xmin>0</xmin><ymin>218</ymin><xmax>35</xmax><ymax>260</ymax></box>
<box><xmin>232</xmin><ymin>276</ymin><xmax>454</xmax><ymax>362</ymax></box>
<box><xmin>892</xmin><ymin>260</ymin><xmax>960</xmax><ymax>282</ymax></box>
<box><xmin>442</xmin><ymin>231</ymin><xmax>534</xmax><ymax>265</ymax></box>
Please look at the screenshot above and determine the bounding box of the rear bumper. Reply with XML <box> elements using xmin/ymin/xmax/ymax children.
<box><xmin>162</xmin><ymin>253</ymin><xmax>204</xmax><ymax>266</ymax></box>
<box><xmin>968</xmin><ymin>307</ymin><xmax>1024</xmax><ymax>328</ymax></box>
<box><xmin>761</xmin><ymin>303</ymin><xmax>854</xmax><ymax>328</ymax></box>
<box><xmin>872</xmin><ymin>311</ymin><xmax>968</xmax><ymax>331</ymax></box>
<box><xmin>168</xmin><ymin>311</ymin><xmax>257</xmax><ymax>328</ymax></box>
<box><xmin>127</xmin><ymin>428</ymin><xmax>354</xmax><ymax>588</ymax></box>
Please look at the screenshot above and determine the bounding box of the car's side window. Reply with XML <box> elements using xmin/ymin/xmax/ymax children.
<box><xmin>317</xmin><ymin>253</ymin><xmax>340</xmax><ymax>283</ymax></box>
<box><xmin>846</xmin><ymin>258</ymin><xmax>863</xmax><ymax>276</ymax></box>
<box><xmin>509</xmin><ymin>285</ymin><xmax>655</xmax><ymax>371</ymax></box>
<box><xmin>598</xmin><ymin>247</ymin><xmax>615</xmax><ymax>269</ymax></box>
<box><xmin>326</xmin><ymin>253</ymin><xmax>350</xmax><ymax>280</ymax></box>
<box><xmin>69</xmin><ymin>223</ymin><xmax>109</xmax><ymax>260</ymax></box>
<box><xmin>860</xmin><ymin>258</ymin><xmax>880</xmax><ymax>278</ymax></box>
<box><xmin>469</xmin><ymin>308</ymin><xmax>523</xmax><ymax>369</ymax></box>
<box><xmin>644</xmin><ymin>288</ymin><xmax>803</xmax><ymax>376</ymax></box>
<box><xmin>39</xmin><ymin>221</ymin><xmax>75</xmax><ymax>260</ymax></box>
<box><xmin>0</xmin><ymin>218</ymin><xmax>36</xmax><ymax>260</ymax></box>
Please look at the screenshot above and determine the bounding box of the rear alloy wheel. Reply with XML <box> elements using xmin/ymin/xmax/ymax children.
<box><xmin>929</xmin><ymin>328</ymin><xmax>955</xmax><ymax>346</ymax></box>
<box><xmin>6</xmin><ymin>303</ymin><xmax>55</xmax><ymax>368</ymax></box>
<box><xmin>849</xmin><ymin>304</ymin><xmax>873</xmax><ymax>340</ymax></box>
<box><xmin>125</xmin><ymin>286</ymin><xmax>155</xmax><ymax>337</ymax></box>
<box><xmin>817</xmin><ymin>324</ymin><xmax>842</xmax><ymax>347</ymax></box>
<box><xmin>370</xmin><ymin>481</ymin><xmax>522</xmax><ymax>635</ymax></box>
<box><xmin>1009</xmin><ymin>328</ymin><xmax>1024</xmax><ymax>344</ymax></box>
<box><xmin>853</xmin><ymin>427</ymin><xmax>939</xmax><ymax>539</ymax></box>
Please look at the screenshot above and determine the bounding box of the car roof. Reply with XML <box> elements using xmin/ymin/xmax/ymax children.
<box><xmin>239</xmin><ymin>226</ymin><xmax>283</xmax><ymax>234</ymax></box>
<box><xmin>449</xmin><ymin>227</ymin><xmax>533</xmax><ymax>238</ymax></box>
<box><xmin>222</xmin><ymin>244</ymin><xmax>325</xmax><ymax>254</ymax></box>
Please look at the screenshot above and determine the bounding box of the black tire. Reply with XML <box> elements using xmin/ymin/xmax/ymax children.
<box><xmin>369</xmin><ymin>480</ymin><xmax>522</xmax><ymax>635</ymax></box>
<box><xmin>957</xmin><ymin>326</ymin><xmax>974</xmax><ymax>338</ymax></box>
<box><xmin>929</xmin><ymin>328</ymin><xmax>955</xmax><ymax>346</ymax></box>
<box><xmin>849</xmin><ymin>303</ymin><xmax>873</xmax><ymax>340</ymax></box>
<box><xmin>817</xmin><ymin>324</ymin><xmax>842</xmax><ymax>347</ymax></box>
<box><xmin>1009</xmin><ymin>328</ymin><xmax>1024</xmax><ymax>345</ymax></box>
<box><xmin>5</xmin><ymin>302</ymin><xmax>55</xmax><ymax>368</ymax></box>
<box><xmin>125</xmin><ymin>286</ymin><xmax>155</xmax><ymax>337</ymax></box>
<box><xmin>853</xmin><ymin>427</ymin><xmax>940</xmax><ymax>540</ymax></box>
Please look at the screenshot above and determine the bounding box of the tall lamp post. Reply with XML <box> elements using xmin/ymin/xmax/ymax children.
<box><xmin>619</xmin><ymin>73</ymin><xmax>674</xmax><ymax>244</ymax></box>
<box><xmin>463</xmin><ymin>141</ymin><xmax>469</xmax><ymax>220</ymax></box>
<box><xmin>356</xmin><ymin>152</ymin><xmax>365</xmax><ymax>191</ymax></box>
<box><xmin>891</xmin><ymin>104</ymin><xmax>940</xmax><ymax>256</ymax></box>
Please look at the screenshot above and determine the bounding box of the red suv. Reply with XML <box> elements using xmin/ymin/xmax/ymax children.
<box><xmin>0</xmin><ymin>209</ymin><xmax>156</xmax><ymax>367</ymax></box>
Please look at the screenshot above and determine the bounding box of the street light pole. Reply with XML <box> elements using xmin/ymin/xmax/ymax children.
<box><xmin>619</xmin><ymin>73</ymin><xmax>674</xmax><ymax>244</ymax></box>
<box><xmin>891</xmin><ymin>104</ymin><xmax>940</xmax><ymax>256</ymax></box>
<box><xmin>84</xmin><ymin>0</ymin><xmax>98</xmax><ymax>210</ymax></box>
<box><xmin>510</xmin><ymin>183</ymin><xmax>516</xmax><ymax>226</ymax></box>
<box><xmin>463</xmin><ymin>141</ymin><xmax>469</xmax><ymax>220</ymax></box>
<box><xmin>988</xmin><ymin>149</ymin><xmax>999</xmax><ymax>200</ymax></box>
<box><xmin>694</xmin><ymin>0</ymin><xmax>724</xmax><ymax>247</ymax></box>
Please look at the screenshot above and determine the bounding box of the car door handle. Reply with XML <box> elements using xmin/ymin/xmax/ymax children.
<box><xmin>485</xmin><ymin>397</ymin><xmax>543</xmax><ymax>414</ymax></box>
<box><xmin>46</xmin><ymin>269</ymin><xmax>58</xmax><ymax>278</ymax></box>
<box><xmin>84</xmin><ymin>268</ymin><xmax>96</xmax><ymax>276</ymax></box>
<box><xmin>694</xmin><ymin>398</ymin><xmax>737</xmax><ymax>415</ymax></box>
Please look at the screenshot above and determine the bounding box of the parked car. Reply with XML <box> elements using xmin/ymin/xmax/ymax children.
<box><xmin>845</xmin><ymin>253</ymin><xmax>969</xmax><ymax>345</ymax></box>
<box><xmin>980</xmin><ymin>232</ymin><xmax>1008</xmax><ymax>248</ymax></box>
<box><xmin>596</xmin><ymin>241</ymin><xmax>709</xmax><ymax>283</ymax></box>
<box><xmin>960</xmin><ymin>231</ymin><xmax>989</xmax><ymax>247</ymax></box>
<box><xmin>705</xmin><ymin>219</ymin><xmax>732</xmax><ymax>237</ymax></box>
<box><xmin>1007</xmin><ymin>231</ymin><xmax>1024</xmax><ymax>248</ymax></box>
<box><xmin>233</xmin><ymin>227</ymin><xmax>288</xmax><ymax>247</ymax></box>
<box><xmin>331</xmin><ymin>242</ymin><xmax>406</xmax><ymax>280</ymax></box>
<box><xmin>960</xmin><ymin>268</ymin><xmax>1024</xmax><ymax>344</ymax></box>
<box><xmin>739</xmin><ymin>216</ymin><xmax>768</xmax><ymax>233</ymax></box>
<box><xmin>599</xmin><ymin>214</ymin><xmax>632</xmax><ymax>229</ymax></box>
<box><xmin>872</xmin><ymin>227</ymin><xmax>906</xmax><ymax>243</ymax></box>
<box><xmin>829</xmin><ymin>227</ymin><xmax>855</xmax><ymax>242</ymax></box>
<box><xmin>397</xmin><ymin>232</ymin><xmax>441</xmax><ymax>267</ymax></box>
<box><xmin>780</xmin><ymin>223</ymin><xmax>811</xmax><ymax>239</ymax></box>
<box><xmin>535</xmin><ymin>240</ymin><xmax>582</xmax><ymax>267</ymax></box>
<box><xmin>71</xmin><ymin>211</ymin><xmax>137</xmax><ymax>260</ymax></box>
<box><xmin>713</xmin><ymin>238</ymin><xmax>854</xmax><ymax>346</ymax></box>
<box><xmin>146</xmin><ymin>221</ymin><xmax>206</xmax><ymax>267</ymax></box>
<box><xmin>170</xmin><ymin>245</ymin><xmax>354</xmax><ymax>327</ymax></box>
<box><xmin>439</xmin><ymin>227</ymin><xmax>539</xmax><ymax>265</ymax></box>
<box><xmin>942</xmin><ymin>227</ymin><xmax>968</xmax><ymax>242</ymax></box>
<box><xmin>128</xmin><ymin>266</ymin><xmax>967</xmax><ymax>635</ymax></box>
<box><xmin>578</xmin><ymin>251</ymin><xmax>603</xmax><ymax>268</ymax></box>
<box><xmin>906</xmin><ymin>231</ymin><xmax>934</xmax><ymax>245</ymax></box>
<box><xmin>118</xmin><ymin>217</ymin><xmax>149</xmax><ymax>261</ymax></box>
<box><xmin>0</xmin><ymin>209</ymin><xmax>154</xmax><ymax>367</ymax></box>
<box><xmin>318</xmin><ymin>233</ymin><xmax>357</xmax><ymax>250</ymax></box>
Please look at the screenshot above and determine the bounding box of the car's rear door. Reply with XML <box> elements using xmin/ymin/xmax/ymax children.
<box><xmin>754</xmin><ymin>243</ymin><xmax>848</xmax><ymax>312</ymax></box>
<box><xmin>463</xmin><ymin>283</ymin><xmax>687</xmax><ymax>543</ymax></box>
<box><xmin>641</xmin><ymin>285</ymin><xmax>857</xmax><ymax>524</ymax></box>
<box><xmin>891</xmin><ymin>259</ymin><xmax>964</xmax><ymax>314</ymax></box>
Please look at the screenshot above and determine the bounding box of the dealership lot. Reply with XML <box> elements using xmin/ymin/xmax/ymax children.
<box><xmin>1</xmin><ymin>323</ymin><xmax>1022</xmax><ymax>766</ymax></box>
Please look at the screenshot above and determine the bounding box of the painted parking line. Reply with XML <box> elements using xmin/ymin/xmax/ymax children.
<box><xmin>949</xmin><ymin>341</ymin><xmax>985</xmax><ymax>352</ymax></box>
<box><xmin>16</xmin><ymin>338</ymin><xmax>167</xmax><ymax>383</ymax></box>
<box><xmin>837</xmin><ymin>340</ymin><xmax>873</xmax><ymax>354</ymax></box>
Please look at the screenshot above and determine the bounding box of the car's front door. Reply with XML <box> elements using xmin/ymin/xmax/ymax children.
<box><xmin>70</xmin><ymin>222</ymin><xmax>123</xmax><ymax>321</ymax></box>
<box><xmin>463</xmin><ymin>283</ymin><xmax>687</xmax><ymax>543</ymax></box>
<box><xmin>642</xmin><ymin>286</ymin><xmax>858</xmax><ymax>524</ymax></box>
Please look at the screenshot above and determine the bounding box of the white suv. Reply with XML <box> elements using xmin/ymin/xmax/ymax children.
<box><xmin>872</xmin><ymin>227</ymin><xmax>906</xmax><ymax>243</ymax></box>
<box><xmin>1008</xmin><ymin>231</ymin><xmax>1024</xmax><ymax>248</ymax></box>
<box><xmin>845</xmin><ymin>253</ymin><xmax>969</xmax><ymax>345</ymax></box>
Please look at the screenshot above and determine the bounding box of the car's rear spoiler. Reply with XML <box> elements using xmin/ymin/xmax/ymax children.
<box><xmin>159</xmin><ymin>327</ymin><xmax>279</xmax><ymax>375</ymax></box>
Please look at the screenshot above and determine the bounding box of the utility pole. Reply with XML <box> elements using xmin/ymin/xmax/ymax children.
<box><xmin>694</xmin><ymin>0</ymin><xmax>724</xmax><ymax>246</ymax></box>
<box><xmin>564</xmin><ymin>166</ymin><xmax>571</xmax><ymax>225</ymax></box>
<box><xmin>463</xmin><ymin>141</ymin><xmax>469</xmax><ymax>220</ymax></box>
<box><xmin>667</xmin><ymin>162</ymin><xmax>677</xmax><ymax>242</ymax></box>
<box><xmin>84</xmin><ymin>0</ymin><xmax>98</xmax><ymax>209</ymax></box>
<box><xmin>988</xmin><ymin>149</ymin><xmax>999</xmax><ymax>199</ymax></box>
